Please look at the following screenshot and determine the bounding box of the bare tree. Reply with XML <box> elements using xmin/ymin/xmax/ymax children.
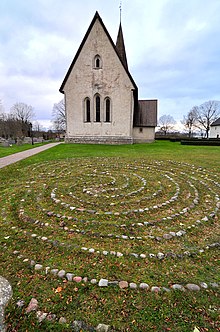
<box><xmin>0</xmin><ymin>113</ymin><xmax>23</xmax><ymax>139</ymax></box>
<box><xmin>52</xmin><ymin>99</ymin><xmax>66</xmax><ymax>132</ymax></box>
<box><xmin>159</xmin><ymin>114</ymin><xmax>176</xmax><ymax>135</ymax></box>
<box><xmin>33</xmin><ymin>121</ymin><xmax>43</xmax><ymax>132</ymax></box>
<box><xmin>182</xmin><ymin>107</ymin><xmax>198</xmax><ymax>138</ymax></box>
<box><xmin>11</xmin><ymin>102</ymin><xmax>34</xmax><ymax>122</ymax></box>
<box><xmin>194</xmin><ymin>100</ymin><xmax>220</xmax><ymax>138</ymax></box>
<box><xmin>10</xmin><ymin>102</ymin><xmax>34</xmax><ymax>137</ymax></box>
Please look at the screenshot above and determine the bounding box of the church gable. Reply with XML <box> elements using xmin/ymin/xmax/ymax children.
<box><xmin>60</xmin><ymin>12</ymin><xmax>137</xmax><ymax>94</ymax></box>
<box><xmin>60</xmin><ymin>11</ymin><xmax>157</xmax><ymax>144</ymax></box>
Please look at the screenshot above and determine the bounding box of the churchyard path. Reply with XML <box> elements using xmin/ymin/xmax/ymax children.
<box><xmin>0</xmin><ymin>142</ymin><xmax>62</xmax><ymax>169</ymax></box>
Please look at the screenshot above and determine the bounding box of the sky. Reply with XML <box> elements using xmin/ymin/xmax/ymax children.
<box><xmin>0</xmin><ymin>0</ymin><xmax>220</xmax><ymax>129</ymax></box>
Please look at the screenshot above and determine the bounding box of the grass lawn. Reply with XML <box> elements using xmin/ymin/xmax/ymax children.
<box><xmin>0</xmin><ymin>142</ymin><xmax>49</xmax><ymax>158</ymax></box>
<box><xmin>0</xmin><ymin>141</ymin><xmax>219</xmax><ymax>331</ymax></box>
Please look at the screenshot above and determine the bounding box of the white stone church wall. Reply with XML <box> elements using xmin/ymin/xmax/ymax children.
<box><xmin>133</xmin><ymin>127</ymin><xmax>155</xmax><ymax>143</ymax></box>
<box><xmin>210</xmin><ymin>126</ymin><xmax>220</xmax><ymax>138</ymax></box>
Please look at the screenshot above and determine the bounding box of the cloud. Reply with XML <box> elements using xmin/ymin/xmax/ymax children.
<box><xmin>0</xmin><ymin>0</ymin><xmax>220</xmax><ymax>127</ymax></box>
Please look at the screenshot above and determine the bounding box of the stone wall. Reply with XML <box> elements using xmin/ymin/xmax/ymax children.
<box><xmin>65</xmin><ymin>136</ymin><xmax>133</xmax><ymax>145</ymax></box>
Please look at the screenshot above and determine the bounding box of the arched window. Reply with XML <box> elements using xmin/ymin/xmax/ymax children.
<box><xmin>105</xmin><ymin>98</ymin><xmax>111</xmax><ymax>122</ymax></box>
<box><xmin>96</xmin><ymin>57</ymin><xmax>100</xmax><ymax>68</ymax></box>
<box><xmin>95</xmin><ymin>95</ymin><xmax>101</xmax><ymax>122</ymax></box>
<box><xmin>94</xmin><ymin>55</ymin><xmax>102</xmax><ymax>69</ymax></box>
<box><xmin>85</xmin><ymin>98</ymin><xmax>91</xmax><ymax>122</ymax></box>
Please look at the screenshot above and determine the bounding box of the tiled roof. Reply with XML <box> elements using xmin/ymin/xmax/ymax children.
<box><xmin>133</xmin><ymin>100</ymin><xmax>157</xmax><ymax>127</ymax></box>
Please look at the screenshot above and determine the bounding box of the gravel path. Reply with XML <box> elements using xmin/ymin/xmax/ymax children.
<box><xmin>0</xmin><ymin>142</ymin><xmax>62</xmax><ymax>169</ymax></box>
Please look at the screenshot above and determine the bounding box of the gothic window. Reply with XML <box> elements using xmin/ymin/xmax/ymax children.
<box><xmin>95</xmin><ymin>95</ymin><xmax>101</xmax><ymax>122</ymax></box>
<box><xmin>94</xmin><ymin>55</ymin><xmax>102</xmax><ymax>69</ymax></box>
<box><xmin>84</xmin><ymin>98</ymin><xmax>91</xmax><ymax>122</ymax></box>
<box><xmin>105</xmin><ymin>98</ymin><xmax>111</xmax><ymax>122</ymax></box>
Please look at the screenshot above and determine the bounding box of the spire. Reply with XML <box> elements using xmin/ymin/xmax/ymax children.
<box><xmin>116</xmin><ymin>22</ymin><xmax>128</xmax><ymax>70</ymax></box>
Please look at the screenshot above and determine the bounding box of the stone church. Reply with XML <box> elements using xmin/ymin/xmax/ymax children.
<box><xmin>60</xmin><ymin>11</ymin><xmax>157</xmax><ymax>144</ymax></box>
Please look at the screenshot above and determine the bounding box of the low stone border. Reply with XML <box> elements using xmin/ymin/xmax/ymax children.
<box><xmin>6</xmin><ymin>248</ymin><xmax>219</xmax><ymax>293</ymax></box>
<box><xmin>7</xmin><ymin>222</ymin><xmax>220</xmax><ymax>262</ymax></box>
<box><xmin>16</xmin><ymin>297</ymin><xmax>113</xmax><ymax>331</ymax></box>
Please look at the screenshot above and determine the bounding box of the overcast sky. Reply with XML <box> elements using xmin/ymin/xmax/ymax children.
<box><xmin>0</xmin><ymin>0</ymin><xmax>220</xmax><ymax>129</ymax></box>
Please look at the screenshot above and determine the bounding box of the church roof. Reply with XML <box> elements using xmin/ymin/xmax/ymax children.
<box><xmin>116</xmin><ymin>23</ymin><xmax>128</xmax><ymax>70</ymax></box>
<box><xmin>59</xmin><ymin>11</ymin><xmax>137</xmax><ymax>94</ymax></box>
<box><xmin>210</xmin><ymin>117</ymin><xmax>220</xmax><ymax>126</ymax></box>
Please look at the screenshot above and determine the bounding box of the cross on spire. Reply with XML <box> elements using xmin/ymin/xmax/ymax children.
<box><xmin>119</xmin><ymin>0</ymin><xmax>122</xmax><ymax>22</ymax></box>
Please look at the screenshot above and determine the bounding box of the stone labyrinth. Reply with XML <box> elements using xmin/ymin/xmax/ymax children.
<box><xmin>1</xmin><ymin>158</ymin><xmax>220</xmax><ymax>290</ymax></box>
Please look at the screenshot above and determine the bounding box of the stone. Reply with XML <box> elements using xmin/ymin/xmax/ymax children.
<box><xmin>73</xmin><ymin>276</ymin><xmax>82</xmax><ymax>283</ymax></box>
<box><xmin>59</xmin><ymin>317</ymin><xmax>67</xmax><ymax>324</ymax></box>
<box><xmin>119</xmin><ymin>281</ymin><xmax>128</xmax><ymax>289</ymax></box>
<box><xmin>130</xmin><ymin>253</ymin><xmax>139</xmax><ymax>258</ymax></box>
<box><xmin>162</xmin><ymin>287</ymin><xmax>171</xmax><ymax>292</ymax></box>
<box><xmin>163</xmin><ymin>233</ymin><xmax>173</xmax><ymax>240</ymax></box>
<box><xmin>16</xmin><ymin>300</ymin><xmax>25</xmax><ymax>307</ymax></box>
<box><xmin>71</xmin><ymin>320</ymin><xmax>95</xmax><ymax>332</ymax></box>
<box><xmin>157</xmin><ymin>252</ymin><xmax>165</xmax><ymax>260</ymax></box>
<box><xmin>51</xmin><ymin>269</ymin><xmax>59</xmax><ymax>276</ymax></box>
<box><xmin>171</xmin><ymin>284</ymin><xmax>185</xmax><ymax>291</ymax></box>
<box><xmin>149</xmin><ymin>253</ymin><xmax>155</xmax><ymax>258</ymax></box>
<box><xmin>176</xmin><ymin>231</ymin><xmax>185</xmax><ymax>237</ymax></box>
<box><xmin>0</xmin><ymin>276</ymin><xmax>13</xmax><ymax>332</ymax></box>
<box><xmin>139</xmin><ymin>283</ymin><xmax>149</xmax><ymax>290</ymax></box>
<box><xmin>140</xmin><ymin>254</ymin><xmax>146</xmax><ymax>259</ymax></box>
<box><xmin>186</xmin><ymin>284</ymin><xmax>200</xmax><ymax>291</ymax></box>
<box><xmin>34</xmin><ymin>264</ymin><xmax>43</xmax><ymax>271</ymax></box>
<box><xmin>129</xmin><ymin>283</ymin><xmax>137</xmax><ymax>289</ymax></box>
<box><xmin>66</xmin><ymin>273</ymin><xmax>74</xmax><ymax>281</ymax></box>
<box><xmin>90</xmin><ymin>279</ymin><xmax>97</xmax><ymax>284</ymax></box>
<box><xmin>58</xmin><ymin>270</ymin><xmax>66</xmax><ymax>278</ymax></box>
<box><xmin>26</xmin><ymin>298</ymin><xmax>38</xmax><ymax>313</ymax></box>
<box><xmin>200</xmin><ymin>282</ymin><xmax>208</xmax><ymax>289</ymax></box>
<box><xmin>96</xmin><ymin>323</ymin><xmax>111</xmax><ymax>332</ymax></box>
<box><xmin>151</xmin><ymin>286</ymin><xmax>160</xmax><ymax>293</ymax></box>
<box><xmin>98</xmin><ymin>279</ymin><xmax>108</xmax><ymax>287</ymax></box>
<box><xmin>45</xmin><ymin>267</ymin><xmax>50</xmax><ymax>274</ymax></box>
<box><xmin>36</xmin><ymin>311</ymin><xmax>48</xmax><ymax>322</ymax></box>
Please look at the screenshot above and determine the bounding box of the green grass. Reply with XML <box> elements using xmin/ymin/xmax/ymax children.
<box><xmin>0</xmin><ymin>142</ymin><xmax>49</xmax><ymax>158</ymax></box>
<box><xmin>0</xmin><ymin>141</ymin><xmax>219</xmax><ymax>331</ymax></box>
